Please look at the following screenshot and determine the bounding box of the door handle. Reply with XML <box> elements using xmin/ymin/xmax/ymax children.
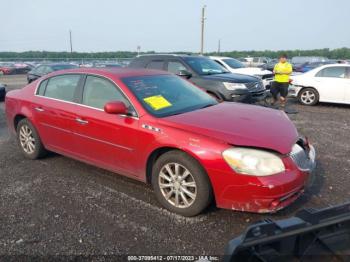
<box><xmin>34</xmin><ymin>107</ymin><xmax>44</xmax><ymax>112</ymax></box>
<box><xmin>75</xmin><ymin>118</ymin><xmax>89</xmax><ymax>125</ymax></box>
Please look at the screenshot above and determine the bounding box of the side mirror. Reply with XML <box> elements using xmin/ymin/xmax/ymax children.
<box><xmin>104</xmin><ymin>101</ymin><xmax>128</xmax><ymax>115</ymax></box>
<box><xmin>177</xmin><ymin>70</ymin><xmax>192</xmax><ymax>79</ymax></box>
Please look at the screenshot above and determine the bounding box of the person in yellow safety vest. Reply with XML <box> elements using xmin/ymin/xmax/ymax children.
<box><xmin>271</xmin><ymin>54</ymin><xmax>293</xmax><ymax>108</ymax></box>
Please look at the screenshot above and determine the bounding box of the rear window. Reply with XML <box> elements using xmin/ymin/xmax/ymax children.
<box><xmin>223</xmin><ymin>58</ymin><xmax>245</xmax><ymax>69</ymax></box>
<box><xmin>51</xmin><ymin>64</ymin><xmax>78</xmax><ymax>71</ymax></box>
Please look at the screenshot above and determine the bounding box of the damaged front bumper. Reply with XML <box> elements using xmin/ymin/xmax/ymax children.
<box><xmin>212</xmin><ymin>142</ymin><xmax>316</xmax><ymax>213</ymax></box>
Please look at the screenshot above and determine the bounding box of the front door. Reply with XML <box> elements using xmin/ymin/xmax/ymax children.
<box><xmin>71</xmin><ymin>75</ymin><xmax>139</xmax><ymax>176</ymax></box>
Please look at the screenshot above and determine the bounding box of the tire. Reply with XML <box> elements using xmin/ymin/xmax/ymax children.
<box><xmin>298</xmin><ymin>87</ymin><xmax>319</xmax><ymax>106</ymax></box>
<box><xmin>17</xmin><ymin>118</ymin><xmax>48</xmax><ymax>159</ymax></box>
<box><xmin>152</xmin><ymin>150</ymin><xmax>213</xmax><ymax>217</ymax></box>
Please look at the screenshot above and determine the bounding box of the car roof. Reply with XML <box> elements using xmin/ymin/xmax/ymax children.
<box><xmin>318</xmin><ymin>63</ymin><xmax>350</xmax><ymax>69</ymax></box>
<box><xmin>136</xmin><ymin>54</ymin><xmax>203</xmax><ymax>59</ymax></box>
<box><xmin>38</xmin><ymin>63</ymin><xmax>76</xmax><ymax>66</ymax></box>
<box><xmin>46</xmin><ymin>67</ymin><xmax>171</xmax><ymax>78</ymax></box>
<box><xmin>209</xmin><ymin>56</ymin><xmax>234</xmax><ymax>60</ymax></box>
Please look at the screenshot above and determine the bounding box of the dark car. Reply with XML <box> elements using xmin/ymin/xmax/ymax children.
<box><xmin>129</xmin><ymin>54</ymin><xmax>266</xmax><ymax>103</ymax></box>
<box><xmin>0</xmin><ymin>83</ymin><xmax>6</xmax><ymax>101</ymax></box>
<box><xmin>259</xmin><ymin>59</ymin><xmax>278</xmax><ymax>71</ymax></box>
<box><xmin>13</xmin><ymin>63</ymin><xmax>34</xmax><ymax>74</ymax></box>
<box><xmin>27</xmin><ymin>63</ymin><xmax>78</xmax><ymax>83</ymax></box>
<box><xmin>294</xmin><ymin>61</ymin><xmax>334</xmax><ymax>73</ymax></box>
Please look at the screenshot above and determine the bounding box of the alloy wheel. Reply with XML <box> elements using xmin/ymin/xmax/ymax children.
<box><xmin>19</xmin><ymin>125</ymin><xmax>36</xmax><ymax>154</ymax></box>
<box><xmin>158</xmin><ymin>163</ymin><xmax>197</xmax><ymax>208</ymax></box>
<box><xmin>300</xmin><ymin>90</ymin><xmax>316</xmax><ymax>104</ymax></box>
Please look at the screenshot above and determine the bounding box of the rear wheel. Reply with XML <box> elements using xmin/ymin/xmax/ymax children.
<box><xmin>298</xmin><ymin>87</ymin><xmax>319</xmax><ymax>106</ymax></box>
<box><xmin>152</xmin><ymin>150</ymin><xmax>212</xmax><ymax>216</ymax></box>
<box><xmin>17</xmin><ymin>119</ymin><xmax>48</xmax><ymax>159</ymax></box>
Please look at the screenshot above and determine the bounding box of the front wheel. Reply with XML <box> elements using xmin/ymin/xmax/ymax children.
<box><xmin>298</xmin><ymin>87</ymin><xmax>319</xmax><ymax>106</ymax></box>
<box><xmin>152</xmin><ymin>151</ymin><xmax>212</xmax><ymax>217</ymax></box>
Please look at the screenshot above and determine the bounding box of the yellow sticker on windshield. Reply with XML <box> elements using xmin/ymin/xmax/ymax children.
<box><xmin>143</xmin><ymin>95</ymin><xmax>172</xmax><ymax>110</ymax></box>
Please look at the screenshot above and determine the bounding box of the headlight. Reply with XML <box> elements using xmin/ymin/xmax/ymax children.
<box><xmin>222</xmin><ymin>147</ymin><xmax>285</xmax><ymax>176</ymax></box>
<box><xmin>223</xmin><ymin>82</ymin><xmax>246</xmax><ymax>91</ymax></box>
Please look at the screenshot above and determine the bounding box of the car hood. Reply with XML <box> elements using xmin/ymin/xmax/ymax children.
<box><xmin>201</xmin><ymin>72</ymin><xmax>260</xmax><ymax>83</ymax></box>
<box><xmin>160</xmin><ymin>103</ymin><xmax>298</xmax><ymax>154</ymax></box>
<box><xmin>231</xmin><ymin>67</ymin><xmax>272</xmax><ymax>76</ymax></box>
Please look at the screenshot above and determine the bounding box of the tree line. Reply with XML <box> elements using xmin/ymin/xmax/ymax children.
<box><xmin>0</xmin><ymin>48</ymin><xmax>349</xmax><ymax>60</ymax></box>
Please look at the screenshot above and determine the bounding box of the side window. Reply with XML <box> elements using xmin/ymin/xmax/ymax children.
<box><xmin>146</xmin><ymin>60</ymin><xmax>164</xmax><ymax>70</ymax></box>
<box><xmin>36</xmin><ymin>79</ymin><xmax>48</xmax><ymax>95</ymax></box>
<box><xmin>44</xmin><ymin>75</ymin><xmax>80</xmax><ymax>102</ymax></box>
<box><xmin>167</xmin><ymin>61</ymin><xmax>187</xmax><ymax>74</ymax></box>
<box><xmin>82</xmin><ymin>76</ymin><xmax>131</xmax><ymax>110</ymax></box>
<box><xmin>316</xmin><ymin>67</ymin><xmax>346</xmax><ymax>78</ymax></box>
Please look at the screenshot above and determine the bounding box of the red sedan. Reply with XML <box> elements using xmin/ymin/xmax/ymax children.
<box><xmin>5</xmin><ymin>68</ymin><xmax>316</xmax><ymax>216</ymax></box>
<box><xmin>0</xmin><ymin>63</ymin><xmax>15</xmax><ymax>75</ymax></box>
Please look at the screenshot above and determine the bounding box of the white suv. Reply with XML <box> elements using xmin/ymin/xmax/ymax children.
<box><xmin>290</xmin><ymin>64</ymin><xmax>350</xmax><ymax>105</ymax></box>
<box><xmin>210</xmin><ymin>56</ymin><xmax>274</xmax><ymax>88</ymax></box>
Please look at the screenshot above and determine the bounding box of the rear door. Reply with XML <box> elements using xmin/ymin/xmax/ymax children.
<box><xmin>314</xmin><ymin>66</ymin><xmax>348</xmax><ymax>103</ymax></box>
<box><xmin>71</xmin><ymin>75</ymin><xmax>139</xmax><ymax>176</ymax></box>
<box><xmin>32</xmin><ymin>74</ymin><xmax>83</xmax><ymax>153</ymax></box>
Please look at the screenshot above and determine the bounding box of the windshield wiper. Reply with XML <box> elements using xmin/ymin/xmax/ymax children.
<box><xmin>199</xmin><ymin>103</ymin><xmax>216</xmax><ymax>109</ymax></box>
<box><xmin>203</xmin><ymin>70</ymin><xmax>229</xmax><ymax>75</ymax></box>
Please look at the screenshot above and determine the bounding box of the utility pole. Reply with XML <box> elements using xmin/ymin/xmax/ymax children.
<box><xmin>218</xmin><ymin>39</ymin><xmax>221</xmax><ymax>55</ymax></box>
<box><xmin>200</xmin><ymin>5</ymin><xmax>206</xmax><ymax>55</ymax></box>
<box><xmin>69</xmin><ymin>30</ymin><xmax>73</xmax><ymax>54</ymax></box>
<box><xmin>137</xmin><ymin>45</ymin><xmax>141</xmax><ymax>56</ymax></box>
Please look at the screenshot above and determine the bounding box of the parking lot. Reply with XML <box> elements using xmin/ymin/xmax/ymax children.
<box><xmin>1</xmin><ymin>74</ymin><xmax>350</xmax><ymax>256</ymax></box>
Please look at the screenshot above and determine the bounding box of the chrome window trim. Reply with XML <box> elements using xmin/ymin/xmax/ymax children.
<box><xmin>34</xmin><ymin>72</ymin><xmax>140</xmax><ymax>119</ymax></box>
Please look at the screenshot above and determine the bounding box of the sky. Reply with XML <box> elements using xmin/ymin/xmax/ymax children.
<box><xmin>1</xmin><ymin>0</ymin><xmax>349</xmax><ymax>53</ymax></box>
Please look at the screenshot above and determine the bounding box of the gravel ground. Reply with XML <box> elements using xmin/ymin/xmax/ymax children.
<box><xmin>0</xmin><ymin>75</ymin><xmax>350</xmax><ymax>257</ymax></box>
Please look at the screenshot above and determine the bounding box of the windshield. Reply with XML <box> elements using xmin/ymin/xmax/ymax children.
<box><xmin>223</xmin><ymin>58</ymin><xmax>245</xmax><ymax>69</ymax></box>
<box><xmin>52</xmin><ymin>64</ymin><xmax>78</xmax><ymax>71</ymax></box>
<box><xmin>122</xmin><ymin>75</ymin><xmax>217</xmax><ymax>118</ymax></box>
<box><xmin>183</xmin><ymin>57</ymin><xmax>229</xmax><ymax>75</ymax></box>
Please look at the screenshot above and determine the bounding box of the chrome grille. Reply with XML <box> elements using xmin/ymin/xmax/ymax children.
<box><xmin>245</xmin><ymin>81</ymin><xmax>265</xmax><ymax>92</ymax></box>
<box><xmin>289</xmin><ymin>144</ymin><xmax>313</xmax><ymax>171</ymax></box>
